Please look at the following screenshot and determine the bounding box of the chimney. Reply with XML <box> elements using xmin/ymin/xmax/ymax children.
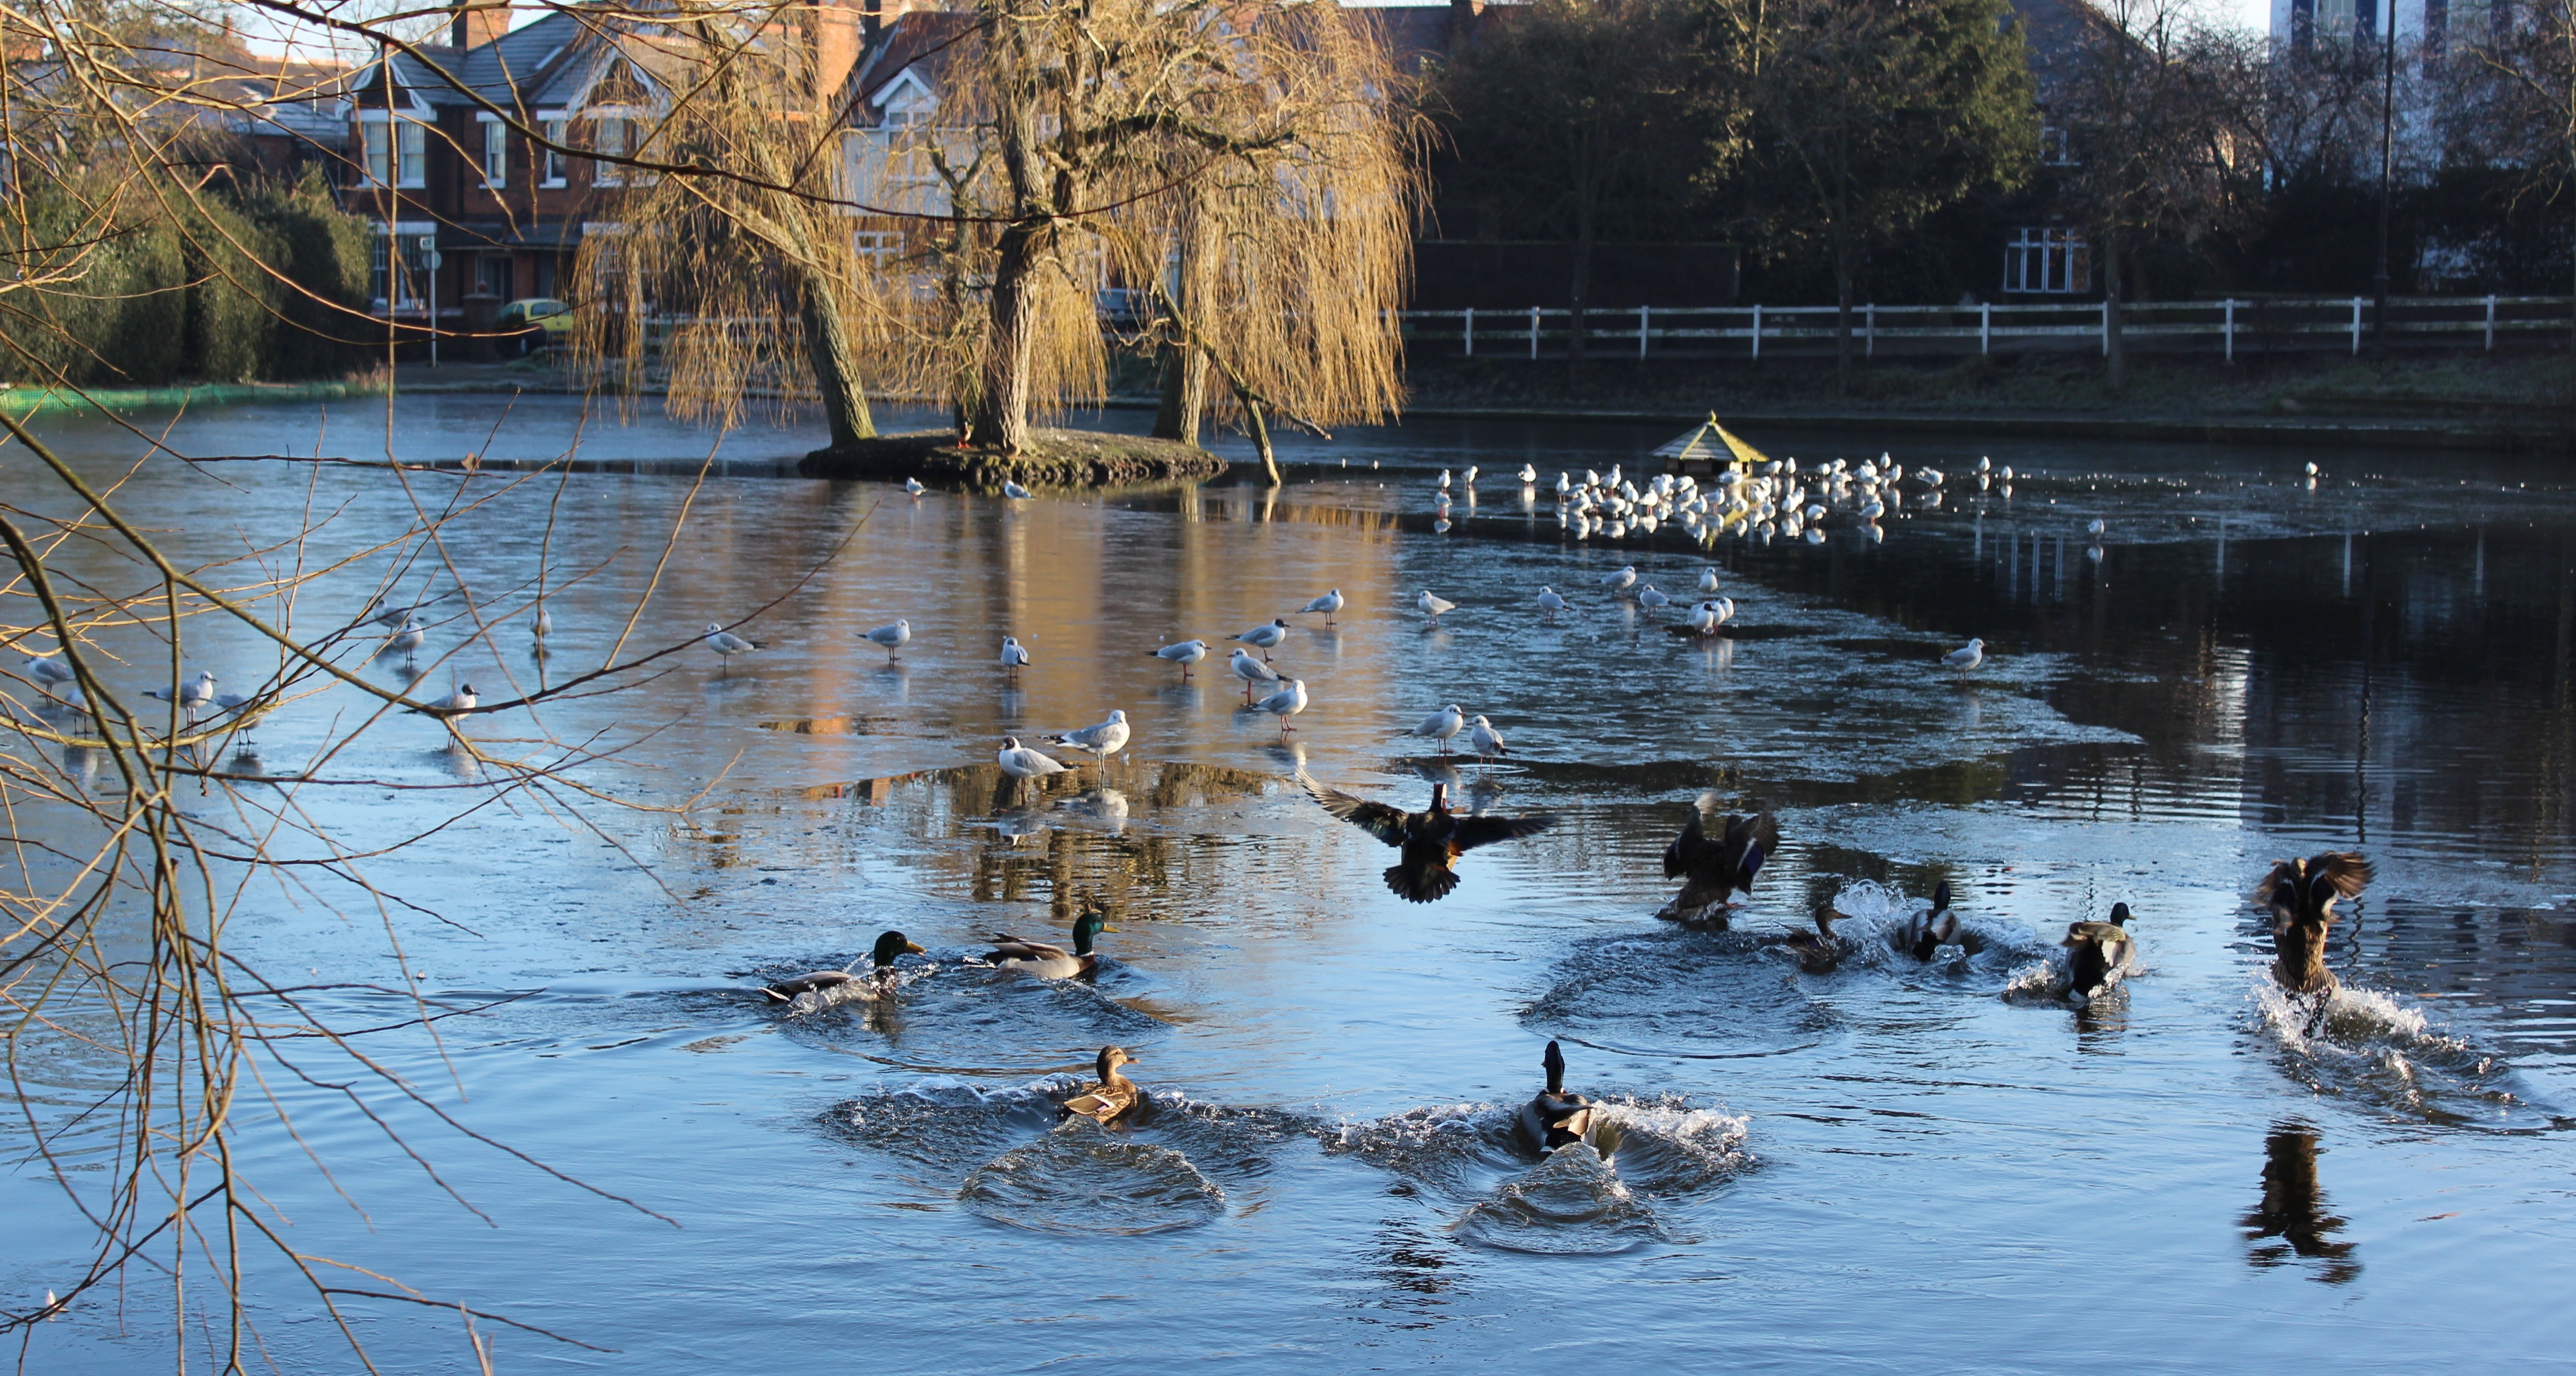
<box><xmin>816</xmin><ymin>0</ymin><xmax>862</xmax><ymax>104</ymax></box>
<box><xmin>451</xmin><ymin>2</ymin><xmax>511</xmax><ymax>51</ymax></box>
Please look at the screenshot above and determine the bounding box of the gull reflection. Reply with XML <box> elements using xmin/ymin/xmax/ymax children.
<box><xmin>1157</xmin><ymin>681</ymin><xmax>1202</xmax><ymax>713</ymax></box>
<box><xmin>2241</xmin><ymin>1123</ymin><xmax>2361</xmax><ymax>1285</ymax></box>
<box><xmin>1261</xmin><ymin>738</ymin><xmax>1309</xmax><ymax>775</ymax></box>
<box><xmin>876</xmin><ymin>660</ymin><xmax>912</xmax><ymax>706</ymax></box>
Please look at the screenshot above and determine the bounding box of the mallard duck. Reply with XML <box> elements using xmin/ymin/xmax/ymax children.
<box><xmin>1300</xmin><ymin>778</ymin><xmax>1559</xmax><ymax>903</ymax></box>
<box><xmin>1516</xmin><ymin>1040</ymin><xmax>1617</xmax><ymax>1158</ymax></box>
<box><xmin>1784</xmin><ymin>909</ymin><xmax>1844</xmax><ymax>965</ymax></box>
<box><xmin>2063</xmin><ymin>903</ymin><xmax>2136</xmax><ymax>1006</ymax></box>
<box><xmin>1896</xmin><ymin>880</ymin><xmax>1958</xmax><ymax>960</ymax></box>
<box><xmin>762</xmin><ymin>930</ymin><xmax>924</xmax><ymax>1005</ymax></box>
<box><xmin>2258</xmin><ymin>852</ymin><xmax>2371</xmax><ymax>995</ymax></box>
<box><xmin>1658</xmin><ymin>799</ymin><xmax>1777</xmax><ymax>923</ymax></box>
<box><xmin>987</xmin><ymin>908</ymin><xmax>1114</xmax><ymax>978</ymax></box>
<box><xmin>1060</xmin><ymin>1046</ymin><xmax>1144</xmax><ymax>1123</ymax></box>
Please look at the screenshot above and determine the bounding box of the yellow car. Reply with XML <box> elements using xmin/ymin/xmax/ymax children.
<box><xmin>498</xmin><ymin>297</ymin><xmax>573</xmax><ymax>353</ymax></box>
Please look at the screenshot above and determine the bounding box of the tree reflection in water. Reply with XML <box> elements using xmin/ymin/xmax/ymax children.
<box><xmin>2242</xmin><ymin>1122</ymin><xmax>2362</xmax><ymax>1284</ymax></box>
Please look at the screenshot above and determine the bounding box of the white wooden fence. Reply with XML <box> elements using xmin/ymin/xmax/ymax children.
<box><xmin>1406</xmin><ymin>296</ymin><xmax>2575</xmax><ymax>361</ymax></box>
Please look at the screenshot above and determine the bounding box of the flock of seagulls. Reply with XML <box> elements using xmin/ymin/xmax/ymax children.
<box><xmin>1420</xmin><ymin>453</ymin><xmax>2009</xmax><ymax>549</ymax></box>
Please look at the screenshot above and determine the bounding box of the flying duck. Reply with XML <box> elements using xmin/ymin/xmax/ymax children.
<box><xmin>2258</xmin><ymin>852</ymin><xmax>2371</xmax><ymax>996</ymax></box>
<box><xmin>1516</xmin><ymin>1040</ymin><xmax>1616</xmax><ymax>1159</ymax></box>
<box><xmin>1060</xmin><ymin>1046</ymin><xmax>1145</xmax><ymax>1124</ymax></box>
<box><xmin>986</xmin><ymin>908</ymin><xmax>1114</xmax><ymax>978</ymax></box>
<box><xmin>2063</xmin><ymin>902</ymin><xmax>2136</xmax><ymax>1006</ymax></box>
<box><xmin>1657</xmin><ymin>799</ymin><xmax>1778</xmax><ymax>923</ymax></box>
<box><xmin>1300</xmin><ymin>778</ymin><xmax>1559</xmax><ymax>903</ymax></box>
<box><xmin>761</xmin><ymin>930</ymin><xmax>924</xmax><ymax>1008</ymax></box>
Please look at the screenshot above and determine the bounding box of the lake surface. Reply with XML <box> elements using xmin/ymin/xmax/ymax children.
<box><xmin>4</xmin><ymin>393</ymin><xmax>2572</xmax><ymax>1372</ymax></box>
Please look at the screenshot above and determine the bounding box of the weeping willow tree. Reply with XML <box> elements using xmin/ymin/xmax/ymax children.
<box><xmin>897</xmin><ymin>0</ymin><xmax>1419</xmax><ymax>466</ymax></box>
<box><xmin>571</xmin><ymin>13</ymin><xmax>889</xmax><ymax>449</ymax></box>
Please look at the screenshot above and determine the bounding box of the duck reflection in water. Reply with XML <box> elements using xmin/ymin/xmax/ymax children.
<box><xmin>2242</xmin><ymin>1123</ymin><xmax>2362</xmax><ymax>1284</ymax></box>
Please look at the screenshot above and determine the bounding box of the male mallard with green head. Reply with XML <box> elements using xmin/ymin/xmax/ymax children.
<box><xmin>1060</xmin><ymin>1046</ymin><xmax>1145</xmax><ymax>1124</ymax></box>
<box><xmin>987</xmin><ymin>908</ymin><xmax>1115</xmax><ymax>978</ymax></box>
<box><xmin>2258</xmin><ymin>852</ymin><xmax>2371</xmax><ymax>996</ymax></box>
<box><xmin>1516</xmin><ymin>1040</ymin><xmax>1618</xmax><ymax>1159</ymax></box>
<box><xmin>762</xmin><ymin>930</ymin><xmax>924</xmax><ymax>1009</ymax></box>
<box><xmin>1896</xmin><ymin>881</ymin><xmax>1959</xmax><ymax>960</ymax></box>
<box><xmin>2063</xmin><ymin>903</ymin><xmax>2136</xmax><ymax>1006</ymax></box>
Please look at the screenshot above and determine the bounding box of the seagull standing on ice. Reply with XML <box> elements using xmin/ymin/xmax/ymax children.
<box><xmin>419</xmin><ymin>683</ymin><xmax>478</xmax><ymax>714</ymax></box>
<box><xmin>147</xmin><ymin>670</ymin><xmax>217</xmax><ymax>710</ymax></box>
<box><xmin>1518</xmin><ymin>465</ymin><xmax>1539</xmax><ymax>484</ymax></box>
<box><xmin>1943</xmin><ymin>638</ymin><xmax>1985</xmax><ymax>674</ymax></box>
<box><xmin>1638</xmin><ymin>586</ymin><xmax>1670</xmax><ymax>617</ymax></box>
<box><xmin>1469</xmin><ymin>714</ymin><xmax>1506</xmax><ymax>765</ymax></box>
<box><xmin>1231</xmin><ymin>619</ymin><xmax>1291</xmax><ymax>661</ymax></box>
<box><xmin>23</xmin><ymin>653</ymin><xmax>76</xmax><ymax>687</ymax></box>
<box><xmin>1406</xmin><ymin>703</ymin><xmax>1466</xmax><ymax>754</ymax></box>
<box><xmin>704</xmin><ymin>623</ymin><xmax>762</xmax><ymax>667</ymax></box>
<box><xmin>1001</xmin><ymin>636</ymin><xmax>1032</xmax><ymax>676</ymax></box>
<box><xmin>1299</xmin><ymin>589</ymin><xmax>1345</xmax><ymax>626</ymax></box>
<box><xmin>387</xmin><ymin>617</ymin><xmax>426</xmax><ymax>654</ymax></box>
<box><xmin>1417</xmin><ymin>590</ymin><xmax>1456</xmax><ymax>623</ymax></box>
<box><xmin>531</xmin><ymin>605</ymin><xmax>553</xmax><ymax>639</ymax></box>
<box><xmin>1250</xmin><ymin>678</ymin><xmax>1308</xmax><ymax>734</ymax></box>
<box><xmin>905</xmin><ymin>477</ymin><xmax>926</xmax><ymax>495</ymax></box>
<box><xmin>863</xmin><ymin>619</ymin><xmax>911</xmax><ymax>660</ymax></box>
<box><xmin>997</xmin><ymin>736</ymin><xmax>1070</xmax><ymax>778</ymax></box>
<box><xmin>1536</xmin><ymin>587</ymin><xmax>1566</xmax><ymax>622</ymax></box>
<box><xmin>1048</xmin><ymin>709</ymin><xmax>1130</xmax><ymax>758</ymax></box>
<box><xmin>1698</xmin><ymin>566</ymin><xmax>1720</xmax><ymax>594</ymax></box>
<box><xmin>1148</xmin><ymin>639</ymin><xmax>1209</xmax><ymax>679</ymax></box>
<box><xmin>1600</xmin><ymin>565</ymin><xmax>1636</xmax><ymax>594</ymax></box>
<box><xmin>1229</xmin><ymin>647</ymin><xmax>1282</xmax><ymax>702</ymax></box>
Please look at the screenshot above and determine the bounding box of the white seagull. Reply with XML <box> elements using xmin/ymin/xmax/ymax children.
<box><xmin>147</xmin><ymin>670</ymin><xmax>217</xmax><ymax>709</ymax></box>
<box><xmin>531</xmin><ymin>605</ymin><xmax>553</xmax><ymax>638</ymax></box>
<box><xmin>1148</xmin><ymin>639</ymin><xmax>1209</xmax><ymax>679</ymax></box>
<box><xmin>1518</xmin><ymin>464</ymin><xmax>1538</xmax><ymax>484</ymax></box>
<box><xmin>904</xmin><ymin>477</ymin><xmax>926</xmax><ymax>494</ymax></box>
<box><xmin>1638</xmin><ymin>585</ymin><xmax>1670</xmax><ymax>616</ymax></box>
<box><xmin>1298</xmin><ymin>589</ymin><xmax>1345</xmax><ymax>626</ymax></box>
<box><xmin>997</xmin><ymin>736</ymin><xmax>1070</xmax><ymax>779</ymax></box>
<box><xmin>23</xmin><ymin>653</ymin><xmax>76</xmax><ymax>687</ymax></box>
<box><xmin>387</xmin><ymin>617</ymin><xmax>426</xmax><ymax>654</ymax></box>
<box><xmin>1536</xmin><ymin>586</ymin><xmax>1566</xmax><ymax>621</ymax></box>
<box><xmin>1250</xmin><ymin>678</ymin><xmax>1308</xmax><ymax>735</ymax></box>
<box><xmin>1406</xmin><ymin>703</ymin><xmax>1466</xmax><ymax>754</ymax></box>
<box><xmin>1048</xmin><ymin>709</ymin><xmax>1130</xmax><ymax>758</ymax></box>
<box><xmin>1231</xmin><ymin>618</ymin><xmax>1291</xmax><ymax>660</ymax></box>
<box><xmin>420</xmin><ymin>683</ymin><xmax>478</xmax><ymax>714</ymax></box>
<box><xmin>704</xmin><ymin>623</ymin><xmax>762</xmax><ymax>666</ymax></box>
<box><xmin>1600</xmin><ymin>565</ymin><xmax>1637</xmax><ymax>593</ymax></box>
<box><xmin>1438</xmin><ymin>469</ymin><xmax>1452</xmax><ymax>489</ymax></box>
<box><xmin>1469</xmin><ymin>714</ymin><xmax>1506</xmax><ymax>765</ymax></box>
<box><xmin>1229</xmin><ymin>647</ymin><xmax>1282</xmax><ymax>702</ymax></box>
<box><xmin>1417</xmin><ymin>590</ymin><xmax>1456</xmax><ymax>622</ymax></box>
<box><xmin>1943</xmin><ymin>638</ymin><xmax>1986</xmax><ymax>673</ymax></box>
<box><xmin>863</xmin><ymin>619</ymin><xmax>911</xmax><ymax>659</ymax></box>
<box><xmin>1698</xmin><ymin>566</ymin><xmax>1720</xmax><ymax>594</ymax></box>
<box><xmin>1001</xmin><ymin>636</ymin><xmax>1032</xmax><ymax>674</ymax></box>
<box><xmin>1463</xmin><ymin>465</ymin><xmax>1479</xmax><ymax>487</ymax></box>
<box><xmin>1001</xmin><ymin>480</ymin><xmax>1035</xmax><ymax>500</ymax></box>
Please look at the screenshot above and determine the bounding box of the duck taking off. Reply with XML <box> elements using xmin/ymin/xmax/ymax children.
<box><xmin>1657</xmin><ymin>799</ymin><xmax>1779</xmax><ymax>924</ymax></box>
<box><xmin>2258</xmin><ymin>852</ymin><xmax>2372</xmax><ymax>996</ymax></box>
<box><xmin>1897</xmin><ymin>881</ymin><xmax>1958</xmax><ymax>959</ymax></box>
<box><xmin>1300</xmin><ymin>778</ymin><xmax>1559</xmax><ymax>903</ymax></box>
<box><xmin>1516</xmin><ymin>1040</ymin><xmax>1618</xmax><ymax>1159</ymax></box>
<box><xmin>1060</xmin><ymin>1046</ymin><xmax>1145</xmax><ymax>1124</ymax></box>
<box><xmin>987</xmin><ymin>908</ymin><xmax>1115</xmax><ymax>979</ymax></box>
<box><xmin>762</xmin><ymin>930</ymin><xmax>924</xmax><ymax>1010</ymax></box>
<box><xmin>2063</xmin><ymin>903</ymin><xmax>2137</xmax><ymax>1007</ymax></box>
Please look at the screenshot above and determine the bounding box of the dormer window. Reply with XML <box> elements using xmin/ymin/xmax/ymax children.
<box><xmin>875</xmin><ymin>70</ymin><xmax>936</xmax><ymax>129</ymax></box>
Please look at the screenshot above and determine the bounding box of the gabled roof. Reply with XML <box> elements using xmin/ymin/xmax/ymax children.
<box><xmin>842</xmin><ymin>10</ymin><xmax>980</xmax><ymax>123</ymax></box>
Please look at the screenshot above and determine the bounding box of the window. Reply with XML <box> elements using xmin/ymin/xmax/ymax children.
<box><xmin>371</xmin><ymin>229</ymin><xmax>433</xmax><ymax>309</ymax></box>
<box><xmin>593</xmin><ymin>116</ymin><xmax>626</xmax><ymax>185</ymax></box>
<box><xmin>2003</xmin><ymin>228</ymin><xmax>2090</xmax><ymax>295</ymax></box>
<box><xmin>542</xmin><ymin>119</ymin><xmax>568</xmax><ymax>185</ymax></box>
<box><xmin>396</xmin><ymin>120</ymin><xmax>426</xmax><ymax>187</ymax></box>
<box><xmin>362</xmin><ymin>122</ymin><xmax>390</xmax><ymax>184</ymax></box>
<box><xmin>2039</xmin><ymin>124</ymin><xmax>2073</xmax><ymax>166</ymax></box>
<box><xmin>477</xmin><ymin>254</ymin><xmax>512</xmax><ymax>298</ymax></box>
<box><xmin>359</xmin><ymin>118</ymin><xmax>427</xmax><ymax>187</ymax></box>
<box><xmin>483</xmin><ymin>119</ymin><xmax>507</xmax><ymax>187</ymax></box>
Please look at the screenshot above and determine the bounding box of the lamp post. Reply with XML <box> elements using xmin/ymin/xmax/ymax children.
<box><xmin>2373</xmin><ymin>0</ymin><xmax>2395</xmax><ymax>354</ymax></box>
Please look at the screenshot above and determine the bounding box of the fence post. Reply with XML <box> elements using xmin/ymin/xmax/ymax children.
<box><xmin>2101</xmin><ymin>298</ymin><xmax>2109</xmax><ymax>356</ymax></box>
<box><xmin>1751</xmin><ymin>303</ymin><xmax>1762</xmax><ymax>360</ymax></box>
<box><xmin>1866</xmin><ymin>303</ymin><xmax>1876</xmax><ymax>358</ymax></box>
<box><xmin>1638</xmin><ymin>305</ymin><xmax>1649</xmax><ymax>360</ymax></box>
<box><xmin>2224</xmin><ymin>298</ymin><xmax>2235</xmax><ymax>364</ymax></box>
<box><xmin>2487</xmin><ymin>294</ymin><xmax>2497</xmax><ymax>351</ymax></box>
<box><xmin>1464</xmin><ymin>306</ymin><xmax>1474</xmax><ymax>357</ymax></box>
<box><xmin>2351</xmin><ymin>297</ymin><xmax>2363</xmax><ymax>355</ymax></box>
<box><xmin>1529</xmin><ymin>305</ymin><xmax>1539</xmax><ymax>360</ymax></box>
<box><xmin>1980</xmin><ymin>301</ymin><xmax>1991</xmax><ymax>355</ymax></box>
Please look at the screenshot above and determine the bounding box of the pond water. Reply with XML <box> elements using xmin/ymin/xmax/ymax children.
<box><xmin>4</xmin><ymin>393</ymin><xmax>2573</xmax><ymax>1372</ymax></box>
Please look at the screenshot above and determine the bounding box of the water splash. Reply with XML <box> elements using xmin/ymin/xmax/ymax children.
<box><xmin>2248</xmin><ymin>979</ymin><xmax>2540</xmax><ymax>1127</ymax></box>
<box><xmin>959</xmin><ymin>1119</ymin><xmax>1227</xmax><ymax>1235</ymax></box>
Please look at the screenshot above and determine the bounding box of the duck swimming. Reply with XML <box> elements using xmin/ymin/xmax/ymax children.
<box><xmin>986</xmin><ymin>908</ymin><xmax>1114</xmax><ymax>978</ymax></box>
<box><xmin>2258</xmin><ymin>852</ymin><xmax>2372</xmax><ymax>995</ymax></box>
<box><xmin>1301</xmin><ymin>778</ymin><xmax>1559</xmax><ymax>903</ymax></box>
<box><xmin>1784</xmin><ymin>909</ymin><xmax>1844</xmax><ymax>965</ymax></box>
<box><xmin>1060</xmin><ymin>1046</ymin><xmax>1145</xmax><ymax>1124</ymax></box>
<box><xmin>761</xmin><ymin>930</ymin><xmax>924</xmax><ymax>1008</ymax></box>
<box><xmin>1658</xmin><ymin>799</ymin><xmax>1778</xmax><ymax>923</ymax></box>
<box><xmin>1896</xmin><ymin>881</ymin><xmax>1959</xmax><ymax>960</ymax></box>
<box><xmin>2063</xmin><ymin>903</ymin><xmax>2136</xmax><ymax>1006</ymax></box>
<box><xmin>1516</xmin><ymin>1040</ymin><xmax>1617</xmax><ymax>1159</ymax></box>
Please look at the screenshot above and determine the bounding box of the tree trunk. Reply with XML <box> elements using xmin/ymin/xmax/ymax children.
<box><xmin>1232</xmin><ymin>378</ymin><xmax>1282</xmax><ymax>486</ymax></box>
<box><xmin>798</xmin><ymin>275</ymin><xmax>875</xmax><ymax>449</ymax></box>
<box><xmin>2103</xmin><ymin>230</ymin><xmax>2127</xmax><ymax>394</ymax></box>
<box><xmin>1834</xmin><ymin>249</ymin><xmax>1854</xmax><ymax>400</ymax></box>
<box><xmin>1152</xmin><ymin>342</ymin><xmax>1207</xmax><ymax>445</ymax></box>
<box><xmin>972</xmin><ymin>225</ymin><xmax>1042</xmax><ymax>453</ymax></box>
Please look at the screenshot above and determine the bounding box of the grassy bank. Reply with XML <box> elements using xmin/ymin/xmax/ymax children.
<box><xmin>0</xmin><ymin>372</ymin><xmax>393</xmax><ymax>417</ymax></box>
